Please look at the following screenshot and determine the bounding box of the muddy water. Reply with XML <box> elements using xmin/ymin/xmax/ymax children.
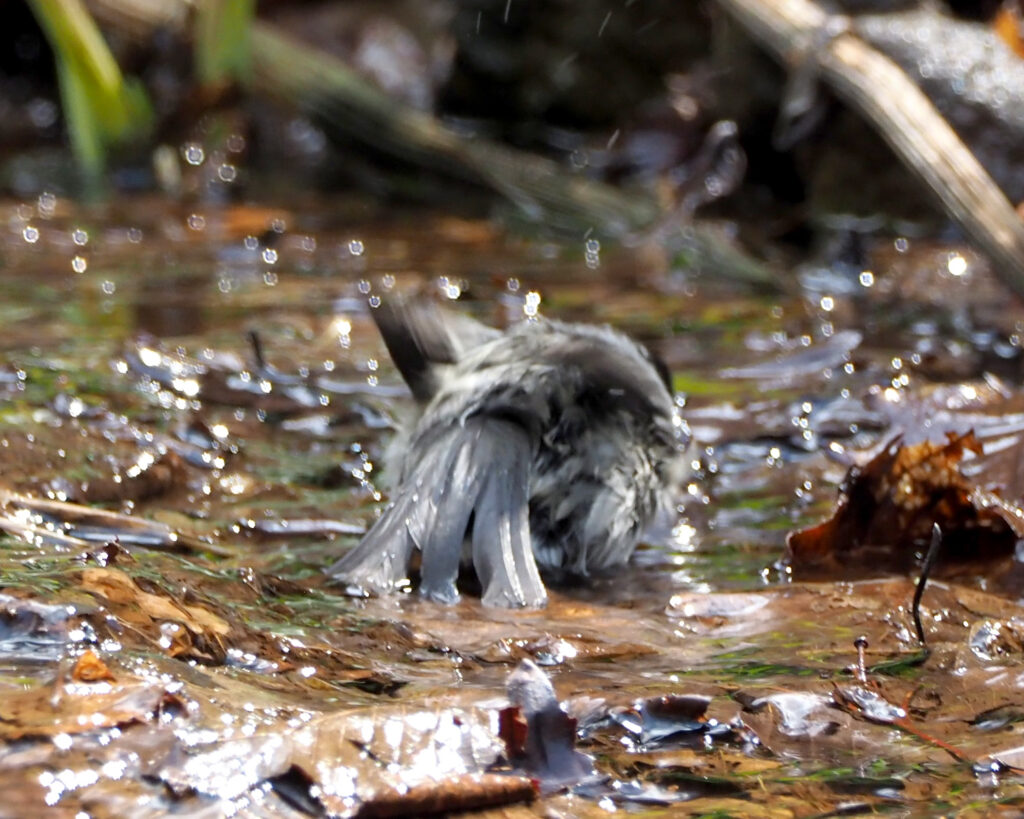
<box><xmin>2</xmin><ymin>192</ymin><xmax>1024</xmax><ymax>815</ymax></box>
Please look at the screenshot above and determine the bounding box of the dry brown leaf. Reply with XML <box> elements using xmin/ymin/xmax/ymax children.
<box><xmin>80</xmin><ymin>567</ymin><xmax>230</xmax><ymax>637</ymax></box>
<box><xmin>71</xmin><ymin>649</ymin><xmax>116</xmax><ymax>683</ymax></box>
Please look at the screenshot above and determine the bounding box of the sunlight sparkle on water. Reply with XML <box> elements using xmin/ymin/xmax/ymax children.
<box><xmin>524</xmin><ymin>290</ymin><xmax>541</xmax><ymax>318</ymax></box>
<box><xmin>947</xmin><ymin>253</ymin><xmax>968</xmax><ymax>277</ymax></box>
<box><xmin>670</xmin><ymin>521</ymin><xmax>697</xmax><ymax>551</ymax></box>
<box><xmin>439</xmin><ymin>276</ymin><xmax>461</xmax><ymax>299</ymax></box>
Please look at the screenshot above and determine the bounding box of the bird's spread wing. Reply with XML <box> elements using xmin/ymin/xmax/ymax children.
<box><xmin>327</xmin><ymin>415</ymin><xmax>546</xmax><ymax>607</ymax></box>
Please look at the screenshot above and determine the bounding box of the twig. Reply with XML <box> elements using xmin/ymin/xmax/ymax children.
<box><xmin>248</xmin><ymin>329</ymin><xmax>267</xmax><ymax>371</ymax></box>
<box><xmin>912</xmin><ymin>522</ymin><xmax>943</xmax><ymax>646</ymax></box>
<box><xmin>714</xmin><ymin>0</ymin><xmax>1024</xmax><ymax>301</ymax></box>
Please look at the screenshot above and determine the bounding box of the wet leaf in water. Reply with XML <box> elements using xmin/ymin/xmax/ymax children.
<box><xmin>0</xmin><ymin>594</ymin><xmax>71</xmax><ymax>666</ymax></box>
<box><xmin>603</xmin><ymin>694</ymin><xmax>724</xmax><ymax>752</ymax></box>
<box><xmin>832</xmin><ymin>684</ymin><xmax>907</xmax><ymax>724</ymax></box>
<box><xmin>80</xmin><ymin>566</ymin><xmax>231</xmax><ymax>641</ymax></box>
<box><xmin>720</xmin><ymin>329</ymin><xmax>862</xmax><ymax>384</ymax></box>
<box><xmin>160</xmin><ymin>702</ymin><xmax>535</xmax><ymax>817</ymax></box>
<box><xmin>500</xmin><ymin>659</ymin><xmax>594</xmax><ymax>792</ymax></box>
<box><xmin>0</xmin><ymin>661</ymin><xmax>180</xmax><ymax>740</ymax></box>
<box><xmin>787</xmin><ymin>431</ymin><xmax>1024</xmax><ymax>579</ymax></box>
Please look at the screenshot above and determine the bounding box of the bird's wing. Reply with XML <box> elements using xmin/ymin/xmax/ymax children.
<box><xmin>327</xmin><ymin>415</ymin><xmax>546</xmax><ymax>607</ymax></box>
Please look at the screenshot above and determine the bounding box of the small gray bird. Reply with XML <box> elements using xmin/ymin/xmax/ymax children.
<box><xmin>327</xmin><ymin>297</ymin><xmax>690</xmax><ymax>607</ymax></box>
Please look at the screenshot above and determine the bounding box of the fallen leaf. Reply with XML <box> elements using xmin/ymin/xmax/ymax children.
<box><xmin>71</xmin><ymin>649</ymin><xmax>116</xmax><ymax>683</ymax></box>
<box><xmin>787</xmin><ymin>432</ymin><xmax>1022</xmax><ymax>578</ymax></box>
<box><xmin>0</xmin><ymin>678</ymin><xmax>178</xmax><ymax>740</ymax></box>
<box><xmin>160</xmin><ymin>702</ymin><xmax>532</xmax><ymax>817</ymax></box>
<box><xmin>500</xmin><ymin>660</ymin><xmax>594</xmax><ymax>792</ymax></box>
<box><xmin>80</xmin><ymin>567</ymin><xmax>231</xmax><ymax>637</ymax></box>
<box><xmin>0</xmin><ymin>594</ymin><xmax>70</xmax><ymax>664</ymax></box>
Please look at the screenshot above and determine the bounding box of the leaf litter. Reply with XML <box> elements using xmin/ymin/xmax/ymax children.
<box><xmin>4</xmin><ymin>199</ymin><xmax>1024</xmax><ymax>816</ymax></box>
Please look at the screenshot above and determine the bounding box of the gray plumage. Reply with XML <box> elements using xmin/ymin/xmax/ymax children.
<box><xmin>327</xmin><ymin>297</ymin><xmax>690</xmax><ymax>607</ymax></box>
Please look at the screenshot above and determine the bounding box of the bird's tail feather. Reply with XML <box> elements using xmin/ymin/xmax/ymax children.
<box><xmin>328</xmin><ymin>416</ymin><xmax>546</xmax><ymax>607</ymax></box>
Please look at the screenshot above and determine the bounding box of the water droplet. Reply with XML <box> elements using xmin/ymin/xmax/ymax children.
<box><xmin>187</xmin><ymin>213</ymin><xmax>206</xmax><ymax>231</ymax></box>
<box><xmin>71</xmin><ymin>256</ymin><xmax>87</xmax><ymax>273</ymax></box>
<box><xmin>71</xmin><ymin>228</ymin><xmax>88</xmax><ymax>246</ymax></box>
<box><xmin>37</xmin><ymin>191</ymin><xmax>57</xmax><ymax>217</ymax></box>
<box><xmin>183</xmin><ymin>143</ymin><xmax>205</xmax><ymax>165</ymax></box>
<box><xmin>261</xmin><ymin>248</ymin><xmax>278</xmax><ymax>264</ymax></box>
<box><xmin>348</xmin><ymin>239</ymin><xmax>365</xmax><ymax>256</ymax></box>
<box><xmin>22</xmin><ymin>226</ymin><xmax>39</xmax><ymax>244</ymax></box>
<box><xmin>217</xmin><ymin>164</ymin><xmax>237</xmax><ymax>182</ymax></box>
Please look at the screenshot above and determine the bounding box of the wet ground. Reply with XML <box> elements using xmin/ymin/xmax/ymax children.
<box><xmin>2</xmin><ymin>191</ymin><xmax>1024</xmax><ymax>816</ymax></box>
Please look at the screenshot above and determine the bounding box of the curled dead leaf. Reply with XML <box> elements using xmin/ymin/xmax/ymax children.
<box><xmin>787</xmin><ymin>431</ymin><xmax>1023</xmax><ymax>578</ymax></box>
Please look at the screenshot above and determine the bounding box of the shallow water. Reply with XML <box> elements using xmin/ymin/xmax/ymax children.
<box><xmin>2</xmin><ymin>191</ymin><xmax>1024</xmax><ymax>816</ymax></box>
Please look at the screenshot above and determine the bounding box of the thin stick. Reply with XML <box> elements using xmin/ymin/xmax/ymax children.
<box><xmin>248</xmin><ymin>329</ymin><xmax>267</xmax><ymax>372</ymax></box>
<box><xmin>715</xmin><ymin>0</ymin><xmax>1024</xmax><ymax>301</ymax></box>
<box><xmin>912</xmin><ymin>523</ymin><xmax>943</xmax><ymax>646</ymax></box>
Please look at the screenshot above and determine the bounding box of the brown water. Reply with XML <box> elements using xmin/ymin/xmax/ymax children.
<box><xmin>2</xmin><ymin>191</ymin><xmax>1024</xmax><ymax>816</ymax></box>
